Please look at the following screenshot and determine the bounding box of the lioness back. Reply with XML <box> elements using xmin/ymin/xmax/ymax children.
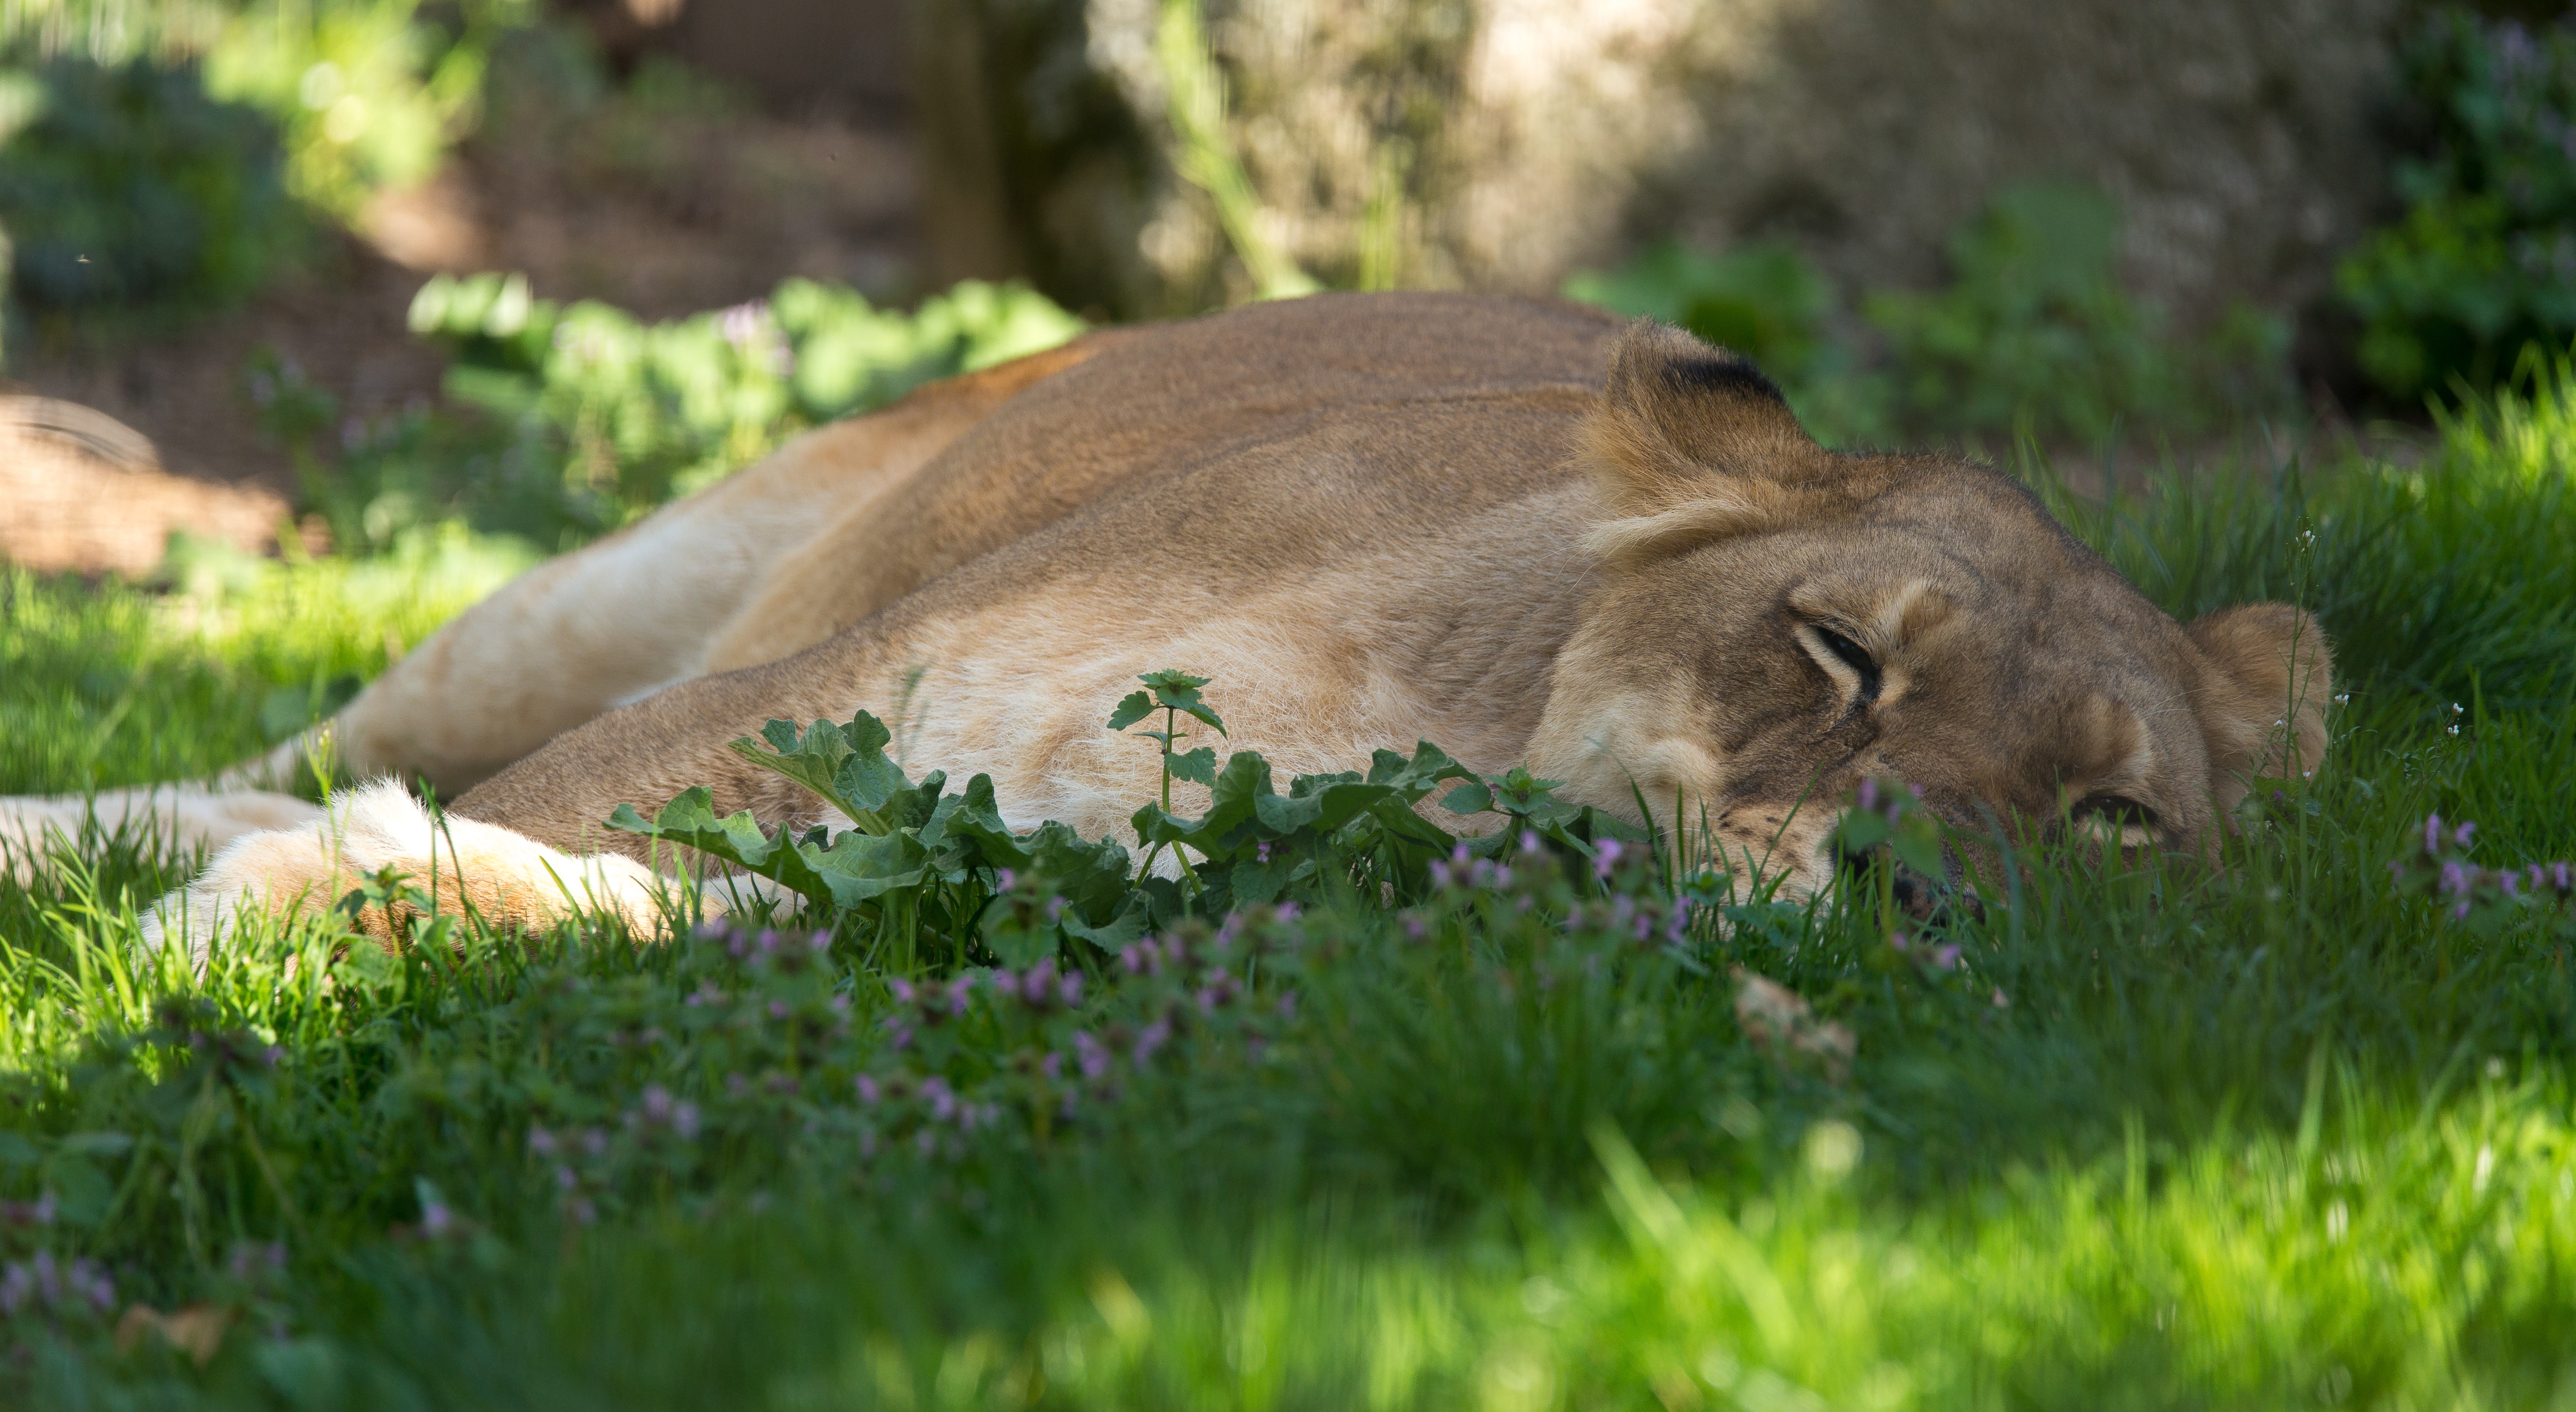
<box><xmin>768</xmin><ymin>292</ymin><xmax>1624</xmax><ymax>636</ymax></box>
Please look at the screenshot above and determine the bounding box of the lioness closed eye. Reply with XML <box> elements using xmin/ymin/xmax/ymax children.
<box><xmin>0</xmin><ymin>293</ymin><xmax>2330</xmax><ymax>951</ymax></box>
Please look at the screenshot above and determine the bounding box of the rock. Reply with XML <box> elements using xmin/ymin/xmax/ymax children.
<box><xmin>0</xmin><ymin>397</ymin><xmax>291</xmax><ymax>576</ymax></box>
<box><xmin>915</xmin><ymin>0</ymin><xmax>2404</xmax><ymax>326</ymax></box>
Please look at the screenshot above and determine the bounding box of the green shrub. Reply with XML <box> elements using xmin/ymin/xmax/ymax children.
<box><xmin>1865</xmin><ymin>182</ymin><xmax>2289</xmax><ymax>444</ymax></box>
<box><xmin>2338</xmin><ymin>10</ymin><xmax>2576</xmax><ymax>403</ymax></box>
<box><xmin>0</xmin><ymin>55</ymin><xmax>295</xmax><ymax>319</ymax></box>
<box><xmin>275</xmin><ymin>274</ymin><xmax>1087</xmax><ymax>554</ymax></box>
<box><xmin>1565</xmin><ymin>183</ymin><xmax>2292</xmax><ymax>447</ymax></box>
<box><xmin>1559</xmin><ymin>239</ymin><xmax>1883</xmax><ymax>440</ymax></box>
<box><xmin>202</xmin><ymin>0</ymin><xmax>535</xmax><ymax>217</ymax></box>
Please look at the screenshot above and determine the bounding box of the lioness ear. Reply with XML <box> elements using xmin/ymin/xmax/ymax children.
<box><xmin>2186</xmin><ymin>603</ymin><xmax>2335</xmax><ymax>800</ymax></box>
<box><xmin>1583</xmin><ymin>321</ymin><xmax>1828</xmax><ymax>561</ymax></box>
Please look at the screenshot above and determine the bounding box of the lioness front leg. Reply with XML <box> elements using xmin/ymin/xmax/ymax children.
<box><xmin>144</xmin><ymin>781</ymin><xmax>686</xmax><ymax>964</ymax></box>
<box><xmin>0</xmin><ymin>787</ymin><xmax>325</xmax><ymax>884</ymax></box>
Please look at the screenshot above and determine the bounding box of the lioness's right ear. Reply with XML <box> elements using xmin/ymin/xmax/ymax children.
<box><xmin>2186</xmin><ymin>603</ymin><xmax>2335</xmax><ymax>801</ymax></box>
<box><xmin>1584</xmin><ymin>321</ymin><xmax>1828</xmax><ymax>561</ymax></box>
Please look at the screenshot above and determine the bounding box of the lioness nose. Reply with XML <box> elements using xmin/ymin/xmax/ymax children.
<box><xmin>1831</xmin><ymin>834</ymin><xmax>1969</xmax><ymax>924</ymax></box>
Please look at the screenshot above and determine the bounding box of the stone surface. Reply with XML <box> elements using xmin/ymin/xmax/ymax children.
<box><xmin>0</xmin><ymin>398</ymin><xmax>290</xmax><ymax>576</ymax></box>
<box><xmin>916</xmin><ymin>0</ymin><xmax>2407</xmax><ymax>327</ymax></box>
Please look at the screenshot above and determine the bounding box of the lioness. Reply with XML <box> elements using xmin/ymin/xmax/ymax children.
<box><xmin>1</xmin><ymin>294</ymin><xmax>2330</xmax><ymax>948</ymax></box>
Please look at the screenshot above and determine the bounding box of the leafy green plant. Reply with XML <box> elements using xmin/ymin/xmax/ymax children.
<box><xmin>2338</xmin><ymin>9</ymin><xmax>2576</xmax><ymax>402</ymax></box>
<box><xmin>386</xmin><ymin>272</ymin><xmax>1085</xmax><ymax>542</ymax></box>
<box><xmin>1560</xmin><ymin>239</ymin><xmax>1882</xmax><ymax>440</ymax></box>
<box><xmin>201</xmin><ymin>0</ymin><xmax>534</xmax><ymax>217</ymax></box>
<box><xmin>0</xmin><ymin>55</ymin><xmax>296</xmax><ymax>325</ymax></box>
<box><xmin>1566</xmin><ymin>183</ymin><xmax>2293</xmax><ymax>446</ymax></box>
<box><xmin>1864</xmin><ymin>181</ymin><xmax>2289</xmax><ymax>444</ymax></box>
<box><xmin>609</xmin><ymin>672</ymin><xmax>1645</xmax><ymax>977</ymax></box>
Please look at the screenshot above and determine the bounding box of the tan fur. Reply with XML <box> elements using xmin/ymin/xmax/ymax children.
<box><xmin>3</xmin><ymin>294</ymin><xmax>2331</xmax><ymax>945</ymax></box>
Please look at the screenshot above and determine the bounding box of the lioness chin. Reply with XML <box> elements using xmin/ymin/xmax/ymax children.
<box><xmin>0</xmin><ymin>294</ymin><xmax>2330</xmax><ymax>954</ymax></box>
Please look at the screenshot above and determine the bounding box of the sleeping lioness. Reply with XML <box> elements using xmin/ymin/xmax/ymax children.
<box><xmin>1</xmin><ymin>294</ymin><xmax>2331</xmax><ymax>949</ymax></box>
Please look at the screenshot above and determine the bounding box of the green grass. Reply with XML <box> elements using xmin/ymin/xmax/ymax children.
<box><xmin>2</xmin><ymin>375</ymin><xmax>2575</xmax><ymax>1407</ymax></box>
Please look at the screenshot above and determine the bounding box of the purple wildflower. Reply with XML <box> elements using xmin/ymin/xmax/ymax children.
<box><xmin>528</xmin><ymin>1125</ymin><xmax>557</xmax><ymax>1156</ymax></box>
<box><xmin>1022</xmin><ymin>959</ymin><xmax>1059</xmax><ymax>1005</ymax></box>
<box><xmin>856</xmin><ymin>1074</ymin><xmax>881</xmax><ymax>1104</ymax></box>
<box><xmin>1593</xmin><ymin>837</ymin><xmax>1625</xmax><ymax>880</ymax></box>
<box><xmin>1856</xmin><ymin>779</ymin><xmax>1879</xmax><ymax>813</ymax></box>
<box><xmin>2424</xmin><ymin>813</ymin><xmax>2445</xmax><ymax>857</ymax></box>
<box><xmin>1520</xmin><ymin>830</ymin><xmax>1544</xmax><ymax>855</ymax></box>
<box><xmin>1133</xmin><ymin>1018</ymin><xmax>1172</xmax><ymax>1066</ymax></box>
<box><xmin>421</xmin><ymin>1200</ymin><xmax>454</xmax><ymax>1239</ymax></box>
<box><xmin>768</xmin><ymin>999</ymin><xmax>791</xmax><ymax>1020</ymax></box>
<box><xmin>1073</xmin><ymin>1031</ymin><xmax>1110</xmax><ymax>1080</ymax></box>
<box><xmin>2454</xmin><ymin>821</ymin><xmax>2478</xmax><ymax>850</ymax></box>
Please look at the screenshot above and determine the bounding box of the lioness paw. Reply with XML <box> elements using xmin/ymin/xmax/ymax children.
<box><xmin>142</xmin><ymin>780</ymin><xmax>678</xmax><ymax>964</ymax></box>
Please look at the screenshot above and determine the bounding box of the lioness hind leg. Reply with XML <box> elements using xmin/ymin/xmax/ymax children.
<box><xmin>0</xmin><ymin>787</ymin><xmax>324</xmax><ymax>883</ymax></box>
<box><xmin>142</xmin><ymin>781</ymin><xmax>683</xmax><ymax>965</ymax></box>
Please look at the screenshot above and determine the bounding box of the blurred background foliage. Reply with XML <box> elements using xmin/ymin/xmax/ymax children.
<box><xmin>2338</xmin><ymin>9</ymin><xmax>2576</xmax><ymax>404</ymax></box>
<box><xmin>0</xmin><ymin>0</ymin><xmax>2572</xmax><ymax>549</ymax></box>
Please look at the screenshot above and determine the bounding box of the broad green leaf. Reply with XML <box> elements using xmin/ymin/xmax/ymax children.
<box><xmin>729</xmin><ymin>718</ymin><xmax>854</xmax><ymax>816</ymax></box>
<box><xmin>1060</xmin><ymin>892</ymin><xmax>1151</xmax><ymax>950</ymax></box>
<box><xmin>1369</xmin><ymin>741</ymin><xmax>1476</xmax><ymax>800</ymax></box>
<box><xmin>608</xmin><ymin>789</ymin><xmax>838</xmax><ymax>910</ymax></box>
<box><xmin>1168</xmin><ymin>746</ymin><xmax>1219</xmax><ymax>786</ymax></box>
<box><xmin>1106</xmin><ymin>689</ymin><xmax>1156</xmax><ymax>733</ymax></box>
<box><xmin>1439</xmin><ymin>781</ymin><xmax>1494</xmax><ymax>815</ymax></box>
<box><xmin>833</xmin><ymin>712</ymin><xmax>911</xmax><ymax>818</ymax></box>
<box><xmin>808</xmin><ymin>830</ymin><xmax>933</xmax><ymax>907</ymax></box>
<box><xmin>1136</xmin><ymin>669</ymin><xmax>1226</xmax><ymax>735</ymax></box>
<box><xmin>1892</xmin><ymin>826</ymin><xmax>1948</xmax><ymax>881</ymax></box>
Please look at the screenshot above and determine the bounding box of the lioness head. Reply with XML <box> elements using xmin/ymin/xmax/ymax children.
<box><xmin>1528</xmin><ymin>322</ymin><xmax>2333</xmax><ymax>897</ymax></box>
